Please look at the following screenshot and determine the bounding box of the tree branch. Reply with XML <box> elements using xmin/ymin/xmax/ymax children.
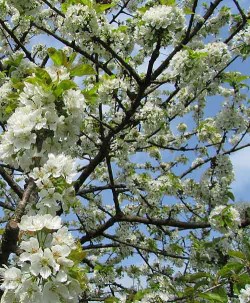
<box><xmin>0</xmin><ymin>167</ymin><xmax>24</xmax><ymax>199</ymax></box>
<box><xmin>0</xmin><ymin>178</ymin><xmax>36</xmax><ymax>265</ymax></box>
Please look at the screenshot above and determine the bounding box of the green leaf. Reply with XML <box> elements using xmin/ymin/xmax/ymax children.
<box><xmin>104</xmin><ymin>297</ymin><xmax>119</xmax><ymax>303</ymax></box>
<box><xmin>137</xmin><ymin>6</ymin><xmax>148</xmax><ymax>13</ymax></box>
<box><xmin>228</xmin><ymin>250</ymin><xmax>246</xmax><ymax>260</ymax></box>
<box><xmin>94</xmin><ymin>2</ymin><xmax>115</xmax><ymax>13</ymax></box>
<box><xmin>184</xmin><ymin>7</ymin><xmax>194</xmax><ymax>14</ymax></box>
<box><xmin>34</xmin><ymin>68</ymin><xmax>52</xmax><ymax>84</ymax></box>
<box><xmin>218</xmin><ymin>262</ymin><xmax>244</xmax><ymax>277</ymax></box>
<box><xmin>199</xmin><ymin>289</ymin><xmax>227</xmax><ymax>303</ymax></box>
<box><xmin>222</xmin><ymin>72</ymin><xmax>249</xmax><ymax>86</ymax></box>
<box><xmin>25</xmin><ymin>77</ymin><xmax>47</xmax><ymax>88</ymax></box>
<box><xmin>68</xmin><ymin>265</ymin><xmax>88</xmax><ymax>289</ymax></box>
<box><xmin>68</xmin><ymin>52</ymin><xmax>77</xmax><ymax>65</ymax></box>
<box><xmin>234</xmin><ymin>273</ymin><xmax>250</xmax><ymax>292</ymax></box>
<box><xmin>4</xmin><ymin>94</ymin><xmax>19</xmax><ymax>116</ymax></box>
<box><xmin>133</xmin><ymin>289</ymin><xmax>150</xmax><ymax>301</ymax></box>
<box><xmin>226</xmin><ymin>191</ymin><xmax>235</xmax><ymax>201</ymax></box>
<box><xmin>0</xmin><ymin>71</ymin><xmax>6</xmax><ymax>79</ymax></box>
<box><xmin>11</xmin><ymin>81</ymin><xmax>25</xmax><ymax>90</ymax></box>
<box><xmin>80</xmin><ymin>0</ymin><xmax>92</xmax><ymax>7</ymax></box>
<box><xmin>147</xmin><ymin>238</ymin><xmax>157</xmax><ymax>250</ymax></box>
<box><xmin>183</xmin><ymin>272</ymin><xmax>210</xmax><ymax>282</ymax></box>
<box><xmin>194</xmin><ymin>279</ymin><xmax>212</xmax><ymax>290</ymax></box>
<box><xmin>160</xmin><ymin>0</ymin><xmax>176</xmax><ymax>6</ymax></box>
<box><xmin>48</xmin><ymin>48</ymin><xmax>67</xmax><ymax>66</ymax></box>
<box><xmin>7</xmin><ymin>54</ymin><xmax>24</xmax><ymax>67</ymax></box>
<box><xmin>69</xmin><ymin>242</ymin><xmax>86</xmax><ymax>264</ymax></box>
<box><xmin>54</xmin><ymin>80</ymin><xmax>77</xmax><ymax>97</ymax></box>
<box><xmin>70</xmin><ymin>64</ymin><xmax>96</xmax><ymax>76</ymax></box>
<box><xmin>82</xmin><ymin>89</ymin><xmax>99</xmax><ymax>105</ymax></box>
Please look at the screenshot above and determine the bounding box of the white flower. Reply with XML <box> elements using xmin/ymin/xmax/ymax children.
<box><xmin>63</xmin><ymin>89</ymin><xmax>86</xmax><ymax>114</ymax></box>
<box><xmin>51</xmin><ymin>245</ymin><xmax>74</xmax><ymax>268</ymax></box>
<box><xmin>55</xmin><ymin>270</ymin><xmax>68</xmax><ymax>283</ymax></box>
<box><xmin>19</xmin><ymin>237</ymin><xmax>40</xmax><ymax>262</ymax></box>
<box><xmin>239</xmin><ymin>284</ymin><xmax>250</xmax><ymax>303</ymax></box>
<box><xmin>44</xmin><ymin>215</ymin><xmax>62</xmax><ymax>230</ymax></box>
<box><xmin>30</xmin><ymin>248</ymin><xmax>59</xmax><ymax>279</ymax></box>
<box><xmin>61</xmin><ymin>4</ymin><xmax>99</xmax><ymax>40</ymax></box>
<box><xmin>17</xmin><ymin>279</ymin><xmax>42</xmax><ymax>303</ymax></box>
<box><xmin>46</xmin><ymin>66</ymin><xmax>70</xmax><ymax>82</ymax></box>
<box><xmin>42</xmin><ymin>280</ymin><xmax>70</xmax><ymax>303</ymax></box>
<box><xmin>20</xmin><ymin>237</ymin><xmax>39</xmax><ymax>253</ymax></box>
<box><xmin>43</xmin><ymin>153</ymin><xmax>76</xmax><ymax>183</ymax></box>
<box><xmin>52</xmin><ymin>226</ymin><xmax>75</xmax><ymax>248</ymax></box>
<box><xmin>39</xmin><ymin>188</ymin><xmax>62</xmax><ymax>207</ymax></box>
<box><xmin>209</xmin><ymin>205</ymin><xmax>241</xmax><ymax>233</ymax></box>
<box><xmin>67</xmin><ymin>278</ymin><xmax>82</xmax><ymax>301</ymax></box>
<box><xmin>142</xmin><ymin>5</ymin><xmax>185</xmax><ymax>31</ymax></box>
<box><xmin>18</xmin><ymin>214</ymin><xmax>62</xmax><ymax>231</ymax></box>
<box><xmin>18</xmin><ymin>215</ymin><xmax>44</xmax><ymax>231</ymax></box>
<box><xmin>19</xmin><ymin>82</ymin><xmax>55</xmax><ymax>109</ymax></box>
<box><xmin>0</xmin><ymin>267</ymin><xmax>22</xmax><ymax>290</ymax></box>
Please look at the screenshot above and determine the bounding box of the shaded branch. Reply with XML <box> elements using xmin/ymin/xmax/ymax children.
<box><xmin>0</xmin><ymin>178</ymin><xmax>36</xmax><ymax>265</ymax></box>
<box><xmin>0</xmin><ymin>19</ymin><xmax>34</xmax><ymax>62</ymax></box>
<box><xmin>0</xmin><ymin>167</ymin><xmax>24</xmax><ymax>199</ymax></box>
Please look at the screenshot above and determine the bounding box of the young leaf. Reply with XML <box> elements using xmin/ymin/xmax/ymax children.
<box><xmin>48</xmin><ymin>48</ymin><xmax>67</xmax><ymax>66</ymax></box>
<box><xmin>160</xmin><ymin>0</ymin><xmax>176</xmax><ymax>6</ymax></box>
<box><xmin>70</xmin><ymin>64</ymin><xmax>96</xmax><ymax>76</ymax></box>
<box><xmin>54</xmin><ymin>79</ymin><xmax>77</xmax><ymax>97</ymax></box>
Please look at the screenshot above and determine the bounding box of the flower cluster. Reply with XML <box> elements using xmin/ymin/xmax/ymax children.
<box><xmin>201</xmin><ymin>7</ymin><xmax>231</xmax><ymax>36</ymax></box>
<box><xmin>215</xmin><ymin>103</ymin><xmax>247</xmax><ymax>132</ymax></box>
<box><xmin>168</xmin><ymin>42</ymin><xmax>231</xmax><ymax>88</ymax></box>
<box><xmin>142</xmin><ymin>5</ymin><xmax>184</xmax><ymax>30</ymax></box>
<box><xmin>30</xmin><ymin>153</ymin><xmax>77</xmax><ymax>215</ymax></box>
<box><xmin>0</xmin><ymin>79</ymin><xmax>86</xmax><ymax>170</ymax></box>
<box><xmin>100</xmin><ymin>25</ymin><xmax>134</xmax><ymax>57</ymax></box>
<box><xmin>198</xmin><ymin>118</ymin><xmax>222</xmax><ymax>144</ymax></box>
<box><xmin>0</xmin><ymin>214</ymin><xmax>82</xmax><ymax>303</ymax></box>
<box><xmin>209</xmin><ymin>205</ymin><xmax>241</xmax><ymax>234</ymax></box>
<box><xmin>7</xmin><ymin>0</ymin><xmax>39</xmax><ymax>14</ymax></box>
<box><xmin>61</xmin><ymin>4</ymin><xmax>99</xmax><ymax>42</ymax></box>
<box><xmin>239</xmin><ymin>284</ymin><xmax>250</xmax><ymax>303</ymax></box>
<box><xmin>98</xmin><ymin>76</ymin><xmax>128</xmax><ymax>104</ymax></box>
<box><xmin>136</xmin><ymin>101</ymin><xmax>165</xmax><ymax>133</ymax></box>
<box><xmin>135</xmin><ymin>5</ymin><xmax>185</xmax><ymax>48</ymax></box>
<box><xmin>134</xmin><ymin>290</ymin><xmax>169</xmax><ymax>303</ymax></box>
<box><xmin>0</xmin><ymin>81</ymin><xmax>13</xmax><ymax>122</ymax></box>
<box><xmin>233</xmin><ymin>25</ymin><xmax>250</xmax><ymax>57</ymax></box>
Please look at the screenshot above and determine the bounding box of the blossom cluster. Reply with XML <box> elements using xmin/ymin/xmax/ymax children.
<box><xmin>135</xmin><ymin>5</ymin><xmax>185</xmax><ymax>48</ymax></box>
<box><xmin>60</xmin><ymin>4</ymin><xmax>99</xmax><ymax>42</ymax></box>
<box><xmin>233</xmin><ymin>25</ymin><xmax>250</xmax><ymax>57</ymax></box>
<box><xmin>0</xmin><ymin>81</ymin><xmax>13</xmax><ymax>122</ymax></box>
<box><xmin>215</xmin><ymin>104</ymin><xmax>247</xmax><ymax>132</ymax></box>
<box><xmin>0</xmin><ymin>214</ymin><xmax>82</xmax><ymax>303</ymax></box>
<box><xmin>6</xmin><ymin>0</ymin><xmax>38</xmax><ymax>14</ymax></box>
<box><xmin>0</xmin><ymin>73</ymin><xmax>86</xmax><ymax>170</ymax></box>
<box><xmin>29</xmin><ymin>153</ymin><xmax>77</xmax><ymax>215</ymax></box>
<box><xmin>168</xmin><ymin>42</ymin><xmax>231</xmax><ymax>88</ymax></box>
<box><xmin>239</xmin><ymin>284</ymin><xmax>250</xmax><ymax>303</ymax></box>
<box><xmin>209</xmin><ymin>205</ymin><xmax>241</xmax><ymax>234</ymax></box>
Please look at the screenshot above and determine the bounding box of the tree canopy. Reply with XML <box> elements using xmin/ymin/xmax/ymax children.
<box><xmin>0</xmin><ymin>0</ymin><xmax>250</xmax><ymax>302</ymax></box>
